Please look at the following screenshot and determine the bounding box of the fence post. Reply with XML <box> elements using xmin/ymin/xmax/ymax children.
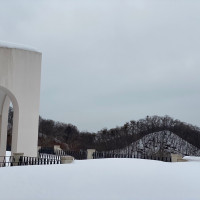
<box><xmin>13</xmin><ymin>153</ymin><xmax>24</xmax><ymax>166</ymax></box>
<box><xmin>87</xmin><ymin>149</ymin><xmax>96</xmax><ymax>159</ymax></box>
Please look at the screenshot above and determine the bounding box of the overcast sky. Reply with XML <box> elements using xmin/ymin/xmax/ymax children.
<box><xmin>0</xmin><ymin>0</ymin><xmax>200</xmax><ymax>132</ymax></box>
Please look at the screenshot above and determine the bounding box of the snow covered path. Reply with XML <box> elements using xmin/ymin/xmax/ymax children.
<box><xmin>0</xmin><ymin>158</ymin><xmax>200</xmax><ymax>200</ymax></box>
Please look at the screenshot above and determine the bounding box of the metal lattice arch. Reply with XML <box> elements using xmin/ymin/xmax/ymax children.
<box><xmin>0</xmin><ymin>42</ymin><xmax>42</xmax><ymax>157</ymax></box>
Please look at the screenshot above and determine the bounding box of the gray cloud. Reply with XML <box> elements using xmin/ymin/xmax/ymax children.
<box><xmin>0</xmin><ymin>0</ymin><xmax>200</xmax><ymax>131</ymax></box>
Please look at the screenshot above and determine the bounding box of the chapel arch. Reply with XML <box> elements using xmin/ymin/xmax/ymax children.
<box><xmin>0</xmin><ymin>85</ymin><xmax>19</xmax><ymax>157</ymax></box>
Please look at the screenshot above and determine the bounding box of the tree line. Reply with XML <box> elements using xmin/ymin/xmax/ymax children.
<box><xmin>6</xmin><ymin>108</ymin><xmax>200</xmax><ymax>152</ymax></box>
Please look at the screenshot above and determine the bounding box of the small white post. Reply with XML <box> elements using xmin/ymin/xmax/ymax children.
<box><xmin>37</xmin><ymin>146</ymin><xmax>41</xmax><ymax>157</ymax></box>
<box><xmin>60</xmin><ymin>156</ymin><xmax>74</xmax><ymax>164</ymax></box>
<box><xmin>13</xmin><ymin>153</ymin><xmax>24</xmax><ymax>166</ymax></box>
<box><xmin>87</xmin><ymin>149</ymin><xmax>96</xmax><ymax>159</ymax></box>
<box><xmin>171</xmin><ymin>154</ymin><xmax>187</xmax><ymax>162</ymax></box>
<box><xmin>54</xmin><ymin>145</ymin><xmax>62</xmax><ymax>152</ymax></box>
<box><xmin>37</xmin><ymin>146</ymin><xmax>41</xmax><ymax>151</ymax></box>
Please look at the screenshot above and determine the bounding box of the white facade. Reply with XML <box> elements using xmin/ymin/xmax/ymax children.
<box><xmin>0</xmin><ymin>43</ymin><xmax>42</xmax><ymax>157</ymax></box>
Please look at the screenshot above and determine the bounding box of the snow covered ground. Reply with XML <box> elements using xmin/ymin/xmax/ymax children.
<box><xmin>0</xmin><ymin>155</ymin><xmax>200</xmax><ymax>200</ymax></box>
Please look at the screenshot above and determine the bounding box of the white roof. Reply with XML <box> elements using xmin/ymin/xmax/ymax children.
<box><xmin>0</xmin><ymin>41</ymin><xmax>40</xmax><ymax>53</ymax></box>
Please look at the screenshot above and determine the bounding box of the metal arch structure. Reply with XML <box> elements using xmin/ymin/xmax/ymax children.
<box><xmin>0</xmin><ymin>43</ymin><xmax>42</xmax><ymax>157</ymax></box>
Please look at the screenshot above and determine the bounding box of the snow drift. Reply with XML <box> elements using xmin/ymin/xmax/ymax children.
<box><xmin>0</xmin><ymin>156</ymin><xmax>200</xmax><ymax>200</ymax></box>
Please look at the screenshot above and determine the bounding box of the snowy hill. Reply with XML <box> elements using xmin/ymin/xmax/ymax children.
<box><xmin>111</xmin><ymin>131</ymin><xmax>200</xmax><ymax>156</ymax></box>
<box><xmin>0</xmin><ymin>157</ymin><xmax>200</xmax><ymax>200</ymax></box>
